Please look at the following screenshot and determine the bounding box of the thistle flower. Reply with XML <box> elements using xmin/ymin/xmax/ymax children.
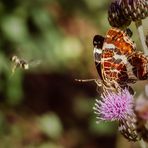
<box><xmin>135</xmin><ymin>94</ymin><xmax>148</xmax><ymax>142</ymax></box>
<box><xmin>93</xmin><ymin>88</ymin><xmax>134</xmax><ymax>122</ymax></box>
<box><xmin>135</xmin><ymin>94</ymin><xmax>148</xmax><ymax>120</ymax></box>
<box><xmin>93</xmin><ymin>88</ymin><xmax>141</xmax><ymax>141</ymax></box>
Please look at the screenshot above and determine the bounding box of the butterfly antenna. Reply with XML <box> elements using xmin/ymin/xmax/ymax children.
<box><xmin>75</xmin><ymin>79</ymin><xmax>97</xmax><ymax>83</ymax></box>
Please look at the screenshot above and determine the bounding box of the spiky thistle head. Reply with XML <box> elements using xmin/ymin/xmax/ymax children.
<box><xmin>108</xmin><ymin>0</ymin><xmax>148</xmax><ymax>28</ymax></box>
<box><xmin>93</xmin><ymin>88</ymin><xmax>141</xmax><ymax>141</ymax></box>
<box><xmin>93</xmin><ymin>88</ymin><xmax>134</xmax><ymax>122</ymax></box>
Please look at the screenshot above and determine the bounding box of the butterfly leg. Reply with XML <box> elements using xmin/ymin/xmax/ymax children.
<box><xmin>94</xmin><ymin>79</ymin><xmax>103</xmax><ymax>93</ymax></box>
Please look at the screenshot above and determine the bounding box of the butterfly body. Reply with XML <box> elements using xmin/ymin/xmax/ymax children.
<box><xmin>11</xmin><ymin>55</ymin><xmax>29</xmax><ymax>73</ymax></box>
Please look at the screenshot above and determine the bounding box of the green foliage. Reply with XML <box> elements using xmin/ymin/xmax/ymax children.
<box><xmin>37</xmin><ymin>113</ymin><xmax>63</xmax><ymax>139</ymax></box>
<box><xmin>0</xmin><ymin>0</ymin><xmax>109</xmax><ymax>105</ymax></box>
<box><xmin>89</xmin><ymin>116</ymin><xmax>117</xmax><ymax>136</ymax></box>
<box><xmin>6</xmin><ymin>71</ymin><xmax>23</xmax><ymax>105</ymax></box>
<box><xmin>1</xmin><ymin>15</ymin><xmax>28</xmax><ymax>42</ymax></box>
<box><xmin>0</xmin><ymin>0</ymin><xmax>120</xmax><ymax>147</ymax></box>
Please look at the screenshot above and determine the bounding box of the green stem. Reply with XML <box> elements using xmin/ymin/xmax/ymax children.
<box><xmin>135</xmin><ymin>20</ymin><xmax>148</xmax><ymax>54</ymax></box>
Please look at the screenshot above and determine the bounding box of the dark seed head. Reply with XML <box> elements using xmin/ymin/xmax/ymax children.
<box><xmin>118</xmin><ymin>114</ymin><xmax>141</xmax><ymax>141</ymax></box>
<box><xmin>108</xmin><ymin>0</ymin><xmax>131</xmax><ymax>28</ymax></box>
<box><xmin>120</xmin><ymin>0</ymin><xmax>148</xmax><ymax>21</ymax></box>
<box><xmin>108</xmin><ymin>0</ymin><xmax>148</xmax><ymax>28</ymax></box>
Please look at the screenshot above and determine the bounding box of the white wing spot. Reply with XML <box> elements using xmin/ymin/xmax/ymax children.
<box><xmin>103</xmin><ymin>43</ymin><xmax>115</xmax><ymax>49</ymax></box>
<box><xmin>94</xmin><ymin>47</ymin><xmax>102</xmax><ymax>54</ymax></box>
<box><xmin>114</xmin><ymin>54</ymin><xmax>127</xmax><ymax>64</ymax></box>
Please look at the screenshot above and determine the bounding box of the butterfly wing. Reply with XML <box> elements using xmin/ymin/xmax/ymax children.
<box><xmin>93</xmin><ymin>35</ymin><xmax>104</xmax><ymax>80</ymax></box>
<box><xmin>128</xmin><ymin>51</ymin><xmax>148</xmax><ymax>80</ymax></box>
<box><xmin>101</xmin><ymin>27</ymin><xmax>137</xmax><ymax>85</ymax></box>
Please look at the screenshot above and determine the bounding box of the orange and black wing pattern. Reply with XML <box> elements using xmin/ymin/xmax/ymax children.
<box><xmin>101</xmin><ymin>28</ymin><xmax>137</xmax><ymax>85</ymax></box>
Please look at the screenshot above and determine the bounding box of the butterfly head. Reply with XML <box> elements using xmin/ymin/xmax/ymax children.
<box><xmin>93</xmin><ymin>35</ymin><xmax>105</xmax><ymax>49</ymax></box>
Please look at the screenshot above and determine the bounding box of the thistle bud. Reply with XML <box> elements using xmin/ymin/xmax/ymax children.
<box><xmin>118</xmin><ymin>114</ymin><xmax>141</xmax><ymax>141</ymax></box>
<box><xmin>121</xmin><ymin>0</ymin><xmax>148</xmax><ymax>21</ymax></box>
<box><xmin>108</xmin><ymin>0</ymin><xmax>131</xmax><ymax>28</ymax></box>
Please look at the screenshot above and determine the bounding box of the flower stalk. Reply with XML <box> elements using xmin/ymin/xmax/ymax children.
<box><xmin>139</xmin><ymin>139</ymin><xmax>147</xmax><ymax>148</ymax></box>
<box><xmin>135</xmin><ymin>20</ymin><xmax>148</xmax><ymax>55</ymax></box>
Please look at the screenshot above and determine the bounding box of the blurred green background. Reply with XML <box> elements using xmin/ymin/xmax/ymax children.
<box><xmin>0</xmin><ymin>0</ymin><xmax>147</xmax><ymax>147</ymax></box>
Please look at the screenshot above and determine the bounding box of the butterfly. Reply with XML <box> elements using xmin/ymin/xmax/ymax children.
<box><xmin>93</xmin><ymin>27</ymin><xmax>148</xmax><ymax>93</ymax></box>
<box><xmin>93</xmin><ymin>28</ymin><xmax>148</xmax><ymax>141</ymax></box>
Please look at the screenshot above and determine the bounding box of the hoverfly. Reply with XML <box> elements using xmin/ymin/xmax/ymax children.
<box><xmin>11</xmin><ymin>55</ymin><xmax>41</xmax><ymax>74</ymax></box>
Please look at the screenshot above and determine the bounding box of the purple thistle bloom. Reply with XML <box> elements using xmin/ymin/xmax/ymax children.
<box><xmin>93</xmin><ymin>88</ymin><xmax>134</xmax><ymax>122</ymax></box>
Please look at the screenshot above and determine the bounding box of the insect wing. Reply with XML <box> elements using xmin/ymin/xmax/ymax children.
<box><xmin>93</xmin><ymin>35</ymin><xmax>105</xmax><ymax>80</ymax></box>
<box><xmin>101</xmin><ymin>28</ymin><xmax>137</xmax><ymax>85</ymax></box>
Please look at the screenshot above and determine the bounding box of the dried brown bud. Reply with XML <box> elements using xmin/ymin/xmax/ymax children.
<box><xmin>108</xmin><ymin>0</ymin><xmax>148</xmax><ymax>27</ymax></box>
<box><xmin>121</xmin><ymin>0</ymin><xmax>148</xmax><ymax>21</ymax></box>
<box><xmin>108</xmin><ymin>0</ymin><xmax>131</xmax><ymax>27</ymax></box>
<box><xmin>118</xmin><ymin>114</ymin><xmax>141</xmax><ymax>141</ymax></box>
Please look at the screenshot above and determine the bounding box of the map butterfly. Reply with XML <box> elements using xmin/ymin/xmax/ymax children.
<box><xmin>93</xmin><ymin>27</ymin><xmax>148</xmax><ymax>93</ymax></box>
